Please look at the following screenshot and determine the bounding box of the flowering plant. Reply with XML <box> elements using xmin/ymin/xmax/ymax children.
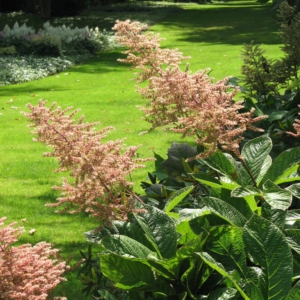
<box><xmin>0</xmin><ymin>217</ymin><xmax>67</xmax><ymax>300</ymax></box>
<box><xmin>113</xmin><ymin>20</ymin><xmax>267</xmax><ymax>160</ymax></box>
<box><xmin>24</xmin><ymin>101</ymin><xmax>151</xmax><ymax>225</ymax></box>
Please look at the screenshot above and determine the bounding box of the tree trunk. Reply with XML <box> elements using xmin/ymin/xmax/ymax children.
<box><xmin>39</xmin><ymin>0</ymin><xmax>51</xmax><ymax>19</ymax></box>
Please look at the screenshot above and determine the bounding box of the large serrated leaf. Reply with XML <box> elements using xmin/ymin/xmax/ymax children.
<box><xmin>161</xmin><ymin>142</ymin><xmax>197</xmax><ymax>175</ymax></box>
<box><xmin>196</xmin><ymin>252</ymin><xmax>250</xmax><ymax>300</ymax></box>
<box><xmin>240</xmin><ymin>135</ymin><xmax>272</xmax><ymax>186</ymax></box>
<box><xmin>134</xmin><ymin>204</ymin><xmax>177</xmax><ymax>259</ymax></box>
<box><xmin>204</xmin><ymin>197</ymin><xmax>248</xmax><ymax>227</ymax></box>
<box><xmin>243</xmin><ymin>214</ymin><xmax>293</xmax><ymax>300</ymax></box>
<box><xmin>165</xmin><ymin>186</ymin><xmax>194</xmax><ymax>215</ymax></box>
<box><xmin>284</xmin><ymin>229</ymin><xmax>300</xmax><ymax>255</ymax></box>
<box><xmin>285</xmin><ymin>279</ymin><xmax>300</xmax><ymax>299</ymax></box>
<box><xmin>260</xmin><ymin>147</ymin><xmax>300</xmax><ymax>186</ymax></box>
<box><xmin>100</xmin><ymin>235</ymin><xmax>154</xmax><ymax>258</ymax></box>
<box><xmin>100</xmin><ymin>253</ymin><xmax>155</xmax><ymax>290</ymax></box>
<box><xmin>231</xmin><ymin>186</ymin><xmax>262</xmax><ymax>198</ymax></box>
<box><xmin>262</xmin><ymin>180</ymin><xmax>292</xmax><ymax>210</ymax></box>
<box><xmin>286</xmin><ymin>183</ymin><xmax>300</xmax><ymax>199</ymax></box>
<box><xmin>205</xmin><ymin>226</ymin><xmax>247</xmax><ymax>277</ymax></box>
<box><xmin>286</xmin><ymin>209</ymin><xmax>300</xmax><ymax>227</ymax></box>
<box><xmin>243</xmin><ymin>281</ymin><xmax>264</xmax><ymax>300</ymax></box>
<box><xmin>203</xmin><ymin>152</ymin><xmax>238</xmax><ymax>183</ymax></box>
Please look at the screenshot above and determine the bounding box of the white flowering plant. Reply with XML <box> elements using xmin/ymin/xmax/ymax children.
<box><xmin>0</xmin><ymin>21</ymin><xmax>110</xmax><ymax>56</ymax></box>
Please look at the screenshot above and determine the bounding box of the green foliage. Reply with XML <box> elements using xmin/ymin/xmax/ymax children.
<box><xmin>84</xmin><ymin>136</ymin><xmax>300</xmax><ymax>298</ymax></box>
<box><xmin>0</xmin><ymin>46</ymin><xmax>16</xmax><ymax>55</ymax></box>
<box><xmin>239</xmin><ymin>1</ymin><xmax>300</xmax><ymax>156</ymax></box>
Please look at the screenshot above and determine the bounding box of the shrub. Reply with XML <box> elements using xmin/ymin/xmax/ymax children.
<box><xmin>23</xmin><ymin>100</ymin><xmax>152</xmax><ymax>225</ymax></box>
<box><xmin>239</xmin><ymin>0</ymin><xmax>300</xmax><ymax>156</ymax></box>
<box><xmin>0</xmin><ymin>56</ymin><xmax>73</xmax><ymax>86</ymax></box>
<box><xmin>0</xmin><ymin>21</ymin><xmax>109</xmax><ymax>57</ymax></box>
<box><xmin>0</xmin><ymin>217</ymin><xmax>67</xmax><ymax>300</ymax></box>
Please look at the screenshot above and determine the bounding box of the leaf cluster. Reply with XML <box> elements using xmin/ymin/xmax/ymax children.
<box><xmin>85</xmin><ymin>136</ymin><xmax>300</xmax><ymax>299</ymax></box>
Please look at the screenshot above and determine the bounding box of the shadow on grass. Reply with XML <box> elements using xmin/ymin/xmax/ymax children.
<box><xmin>159</xmin><ymin>2</ymin><xmax>281</xmax><ymax>45</ymax></box>
<box><xmin>70</xmin><ymin>50</ymin><xmax>128</xmax><ymax>74</ymax></box>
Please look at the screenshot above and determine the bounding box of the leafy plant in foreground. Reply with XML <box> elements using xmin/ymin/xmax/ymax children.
<box><xmin>88</xmin><ymin>135</ymin><xmax>300</xmax><ymax>299</ymax></box>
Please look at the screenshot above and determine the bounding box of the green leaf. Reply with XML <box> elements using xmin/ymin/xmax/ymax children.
<box><xmin>262</xmin><ymin>180</ymin><xmax>292</xmax><ymax>210</ymax></box>
<box><xmin>165</xmin><ymin>186</ymin><xmax>194</xmax><ymax>216</ymax></box>
<box><xmin>99</xmin><ymin>253</ymin><xmax>155</xmax><ymax>290</ymax></box>
<box><xmin>207</xmin><ymin>287</ymin><xmax>238</xmax><ymax>299</ymax></box>
<box><xmin>194</xmin><ymin>173</ymin><xmax>239</xmax><ymax>190</ymax></box>
<box><xmin>205</xmin><ymin>226</ymin><xmax>247</xmax><ymax>277</ymax></box>
<box><xmin>243</xmin><ymin>214</ymin><xmax>293</xmax><ymax>299</ymax></box>
<box><xmin>286</xmin><ymin>183</ymin><xmax>300</xmax><ymax>199</ymax></box>
<box><xmin>260</xmin><ymin>147</ymin><xmax>300</xmax><ymax>186</ymax></box>
<box><xmin>161</xmin><ymin>142</ymin><xmax>197</xmax><ymax>175</ymax></box>
<box><xmin>100</xmin><ymin>235</ymin><xmax>154</xmax><ymax>258</ymax></box>
<box><xmin>285</xmin><ymin>229</ymin><xmax>300</xmax><ymax>255</ymax></box>
<box><xmin>285</xmin><ymin>279</ymin><xmax>300</xmax><ymax>299</ymax></box>
<box><xmin>204</xmin><ymin>197</ymin><xmax>248</xmax><ymax>227</ymax></box>
<box><xmin>134</xmin><ymin>205</ymin><xmax>177</xmax><ymax>259</ymax></box>
<box><xmin>286</xmin><ymin>210</ymin><xmax>300</xmax><ymax>227</ymax></box>
<box><xmin>196</xmin><ymin>252</ymin><xmax>250</xmax><ymax>300</ymax></box>
<box><xmin>231</xmin><ymin>186</ymin><xmax>262</xmax><ymax>198</ymax></box>
<box><xmin>260</xmin><ymin>200</ymin><xmax>287</xmax><ymax>230</ymax></box>
<box><xmin>268</xmin><ymin>110</ymin><xmax>289</xmax><ymax>122</ymax></box>
<box><xmin>243</xmin><ymin>281</ymin><xmax>264</xmax><ymax>300</ymax></box>
<box><xmin>153</xmin><ymin>152</ymin><xmax>168</xmax><ymax>180</ymax></box>
<box><xmin>189</xmin><ymin>214</ymin><xmax>230</xmax><ymax>235</ymax></box>
<box><xmin>240</xmin><ymin>135</ymin><xmax>272</xmax><ymax>186</ymax></box>
<box><xmin>203</xmin><ymin>152</ymin><xmax>238</xmax><ymax>183</ymax></box>
<box><xmin>179</xmin><ymin>208</ymin><xmax>210</xmax><ymax>222</ymax></box>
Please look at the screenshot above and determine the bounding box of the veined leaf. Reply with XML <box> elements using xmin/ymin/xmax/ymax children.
<box><xmin>286</xmin><ymin>210</ymin><xmax>300</xmax><ymax>227</ymax></box>
<box><xmin>100</xmin><ymin>235</ymin><xmax>154</xmax><ymax>258</ymax></box>
<box><xmin>256</xmin><ymin>155</ymin><xmax>272</xmax><ymax>185</ymax></box>
<box><xmin>194</xmin><ymin>173</ymin><xmax>239</xmax><ymax>190</ymax></box>
<box><xmin>205</xmin><ymin>226</ymin><xmax>247</xmax><ymax>277</ymax></box>
<box><xmin>262</xmin><ymin>180</ymin><xmax>292</xmax><ymax>210</ymax></box>
<box><xmin>275</xmin><ymin>164</ymin><xmax>300</xmax><ymax>185</ymax></box>
<box><xmin>179</xmin><ymin>208</ymin><xmax>210</xmax><ymax>222</ymax></box>
<box><xmin>204</xmin><ymin>197</ymin><xmax>248</xmax><ymax>227</ymax></box>
<box><xmin>243</xmin><ymin>278</ymin><xmax>264</xmax><ymax>300</ymax></box>
<box><xmin>203</xmin><ymin>151</ymin><xmax>239</xmax><ymax>183</ymax></box>
<box><xmin>134</xmin><ymin>204</ymin><xmax>177</xmax><ymax>259</ymax></box>
<box><xmin>165</xmin><ymin>186</ymin><xmax>194</xmax><ymax>216</ymax></box>
<box><xmin>243</xmin><ymin>214</ymin><xmax>293</xmax><ymax>300</ymax></box>
<box><xmin>260</xmin><ymin>147</ymin><xmax>300</xmax><ymax>186</ymax></box>
<box><xmin>196</xmin><ymin>252</ymin><xmax>250</xmax><ymax>300</ymax></box>
<box><xmin>240</xmin><ymin>135</ymin><xmax>272</xmax><ymax>186</ymax></box>
<box><xmin>189</xmin><ymin>214</ymin><xmax>230</xmax><ymax>235</ymax></box>
<box><xmin>286</xmin><ymin>183</ymin><xmax>300</xmax><ymax>199</ymax></box>
<box><xmin>231</xmin><ymin>186</ymin><xmax>262</xmax><ymax>198</ymax></box>
<box><xmin>285</xmin><ymin>229</ymin><xmax>300</xmax><ymax>255</ymax></box>
<box><xmin>99</xmin><ymin>253</ymin><xmax>155</xmax><ymax>290</ymax></box>
<box><xmin>285</xmin><ymin>279</ymin><xmax>300</xmax><ymax>299</ymax></box>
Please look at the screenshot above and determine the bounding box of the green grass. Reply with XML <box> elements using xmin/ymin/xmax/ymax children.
<box><xmin>0</xmin><ymin>1</ymin><xmax>283</xmax><ymax>298</ymax></box>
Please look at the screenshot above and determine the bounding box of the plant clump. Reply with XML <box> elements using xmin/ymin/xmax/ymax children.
<box><xmin>0</xmin><ymin>217</ymin><xmax>67</xmax><ymax>300</ymax></box>
<box><xmin>113</xmin><ymin>20</ymin><xmax>267</xmax><ymax>160</ymax></box>
<box><xmin>24</xmin><ymin>100</ymin><xmax>151</xmax><ymax>224</ymax></box>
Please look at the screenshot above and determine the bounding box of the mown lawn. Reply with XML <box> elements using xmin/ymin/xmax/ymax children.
<box><xmin>0</xmin><ymin>1</ymin><xmax>283</xmax><ymax>298</ymax></box>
